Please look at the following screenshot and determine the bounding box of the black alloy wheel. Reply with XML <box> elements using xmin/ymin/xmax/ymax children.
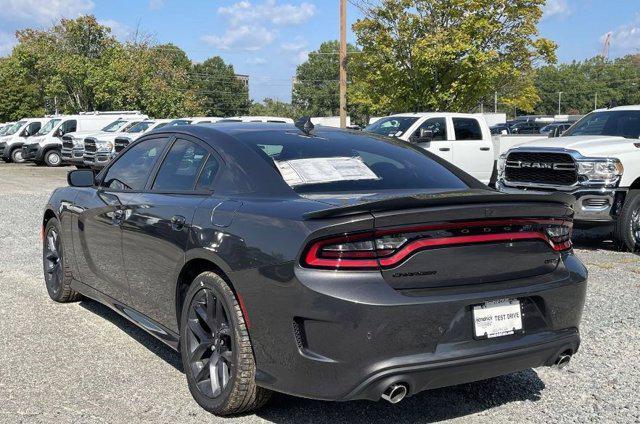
<box><xmin>186</xmin><ymin>288</ymin><xmax>234</xmax><ymax>398</ymax></box>
<box><xmin>42</xmin><ymin>218</ymin><xmax>80</xmax><ymax>302</ymax></box>
<box><xmin>180</xmin><ymin>272</ymin><xmax>271</xmax><ymax>415</ymax></box>
<box><xmin>614</xmin><ymin>190</ymin><xmax>640</xmax><ymax>253</ymax></box>
<box><xmin>44</xmin><ymin>225</ymin><xmax>63</xmax><ymax>296</ymax></box>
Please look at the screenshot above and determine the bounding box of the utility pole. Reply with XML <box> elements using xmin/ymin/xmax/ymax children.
<box><xmin>494</xmin><ymin>91</ymin><xmax>498</xmax><ymax>113</ymax></box>
<box><xmin>339</xmin><ymin>0</ymin><xmax>347</xmax><ymax>129</ymax></box>
<box><xmin>594</xmin><ymin>92</ymin><xmax>598</xmax><ymax>110</ymax></box>
<box><xmin>558</xmin><ymin>91</ymin><xmax>563</xmax><ymax>115</ymax></box>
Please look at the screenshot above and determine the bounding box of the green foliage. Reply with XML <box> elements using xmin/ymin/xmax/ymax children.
<box><xmin>349</xmin><ymin>0</ymin><xmax>556</xmax><ymax>115</ymax></box>
<box><xmin>534</xmin><ymin>56</ymin><xmax>640</xmax><ymax>115</ymax></box>
<box><xmin>0</xmin><ymin>15</ymin><xmax>248</xmax><ymax>121</ymax></box>
<box><xmin>192</xmin><ymin>56</ymin><xmax>251</xmax><ymax>117</ymax></box>
<box><xmin>292</xmin><ymin>41</ymin><xmax>358</xmax><ymax>116</ymax></box>
<box><xmin>249</xmin><ymin>98</ymin><xmax>300</xmax><ymax>119</ymax></box>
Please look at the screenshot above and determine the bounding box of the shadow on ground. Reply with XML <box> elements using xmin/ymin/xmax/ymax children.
<box><xmin>80</xmin><ymin>299</ymin><xmax>183</xmax><ymax>372</ymax></box>
<box><xmin>257</xmin><ymin>370</ymin><xmax>544</xmax><ymax>424</ymax></box>
<box><xmin>80</xmin><ymin>298</ymin><xmax>545</xmax><ymax>423</ymax></box>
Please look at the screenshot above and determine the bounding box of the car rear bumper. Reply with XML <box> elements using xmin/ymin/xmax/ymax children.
<box><xmin>244</xmin><ymin>252</ymin><xmax>588</xmax><ymax>401</ymax></box>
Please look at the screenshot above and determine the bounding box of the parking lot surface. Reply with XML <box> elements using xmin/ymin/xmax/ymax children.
<box><xmin>0</xmin><ymin>163</ymin><xmax>638</xmax><ymax>423</ymax></box>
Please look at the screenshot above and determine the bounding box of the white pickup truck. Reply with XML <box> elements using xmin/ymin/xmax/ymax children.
<box><xmin>364</xmin><ymin>113</ymin><xmax>495</xmax><ymax>185</ymax></box>
<box><xmin>497</xmin><ymin>105</ymin><xmax>640</xmax><ymax>251</ymax></box>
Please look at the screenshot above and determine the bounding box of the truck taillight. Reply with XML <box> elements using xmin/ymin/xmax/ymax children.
<box><xmin>302</xmin><ymin>219</ymin><xmax>573</xmax><ymax>270</ymax></box>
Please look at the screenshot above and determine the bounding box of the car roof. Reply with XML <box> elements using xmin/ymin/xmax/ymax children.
<box><xmin>384</xmin><ymin>112</ymin><xmax>482</xmax><ymax>118</ymax></box>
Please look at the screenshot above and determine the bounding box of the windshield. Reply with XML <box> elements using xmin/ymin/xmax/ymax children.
<box><xmin>125</xmin><ymin>121</ymin><xmax>153</xmax><ymax>133</ymax></box>
<box><xmin>563</xmin><ymin>111</ymin><xmax>640</xmax><ymax>138</ymax></box>
<box><xmin>4</xmin><ymin>121</ymin><xmax>26</xmax><ymax>136</ymax></box>
<box><xmin>36</xmin><ymin>119</ymin><xmax>62</xmax><ymax>135</ymax></box>
<box><xmin>101</xmin><ymin>120</ymin><xmax>131</xmax><ymax>132</ymax></box>
<box><xmin>364</xmin><ymin>117</ymin><xmax>419</xmax><ymax>137</ymax></box>
<box><xmin>237</xmin><ymin>130</ymin><xmax>470</xmax><ymax>194</ymax></box>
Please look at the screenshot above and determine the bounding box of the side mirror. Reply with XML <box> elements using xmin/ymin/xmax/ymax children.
<box><xmin>67</xmin><ymin>169</ymin><xmax>95</xmax><ymax>187</ymax></box>
<box><xmin>415</xmin><ymin>128</ymin><xmax>434</xmax><ymax>143</ymax></box>
<box><xmin>20</xmin><ymin>129</ymin><xmax>29</xmax><ymax>137</ymax></box>
<box><xmin>54</xmin><ymin>128</ymin><xmax>63</xmax><ymax>137</ymax></box>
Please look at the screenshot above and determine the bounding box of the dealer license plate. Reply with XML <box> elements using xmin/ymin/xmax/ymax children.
<box><xmin>473</xmin><ymin>299</ymin><xmax>523</xmax><ymax>339</ymax></box>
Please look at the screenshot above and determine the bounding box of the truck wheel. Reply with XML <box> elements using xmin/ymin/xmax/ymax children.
<box><xmin>10</xmin><ymin>148</ymin><xmax>25</xmax><ymax>163</ymax></box>
<box><xmin>44</xmin><ymin>150</ymin><xmax>62</xmax><ymax>167</ymax></box>
<box><xmin>613</xmin><ymin>190</ymin><xmax>640</xmax><ymax>252</ymax></box>
<box><xmin>180</xmin><ymin>271</ymin><xmax>272</xmax><ymax>416</ymax></box>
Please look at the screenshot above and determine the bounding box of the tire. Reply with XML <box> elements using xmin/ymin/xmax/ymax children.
<box><xmin>613</xmin><ymin>189</ymin><xmax>640</xmax><ymax>252</ymax></box>
<box><xmin>10</xmin><ymin>147</ymin><xmax>25</xmax><ymax>163</ymax></box>
<box><xmin>180</xmin><ymin>272</ymin><xmax>271</xmax><ymax>416</ymax></box>
<box><xmin>43</xmin><ymin>218</ymin><xmax>81</xmax><ymax>302</ymax></box>
<box><xmin>44</xmin><ymin>150</ymin><xmax>62</xmax><ymax>167</ymax></box>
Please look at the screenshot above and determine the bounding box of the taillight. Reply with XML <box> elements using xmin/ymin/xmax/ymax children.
<box><xmin>302</xmin><ymin>219</ymin><xmax>573</xmax><ymax>270</ymax></box>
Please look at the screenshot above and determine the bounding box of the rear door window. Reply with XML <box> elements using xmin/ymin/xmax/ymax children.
<box><xmin>152</xmin><ymin>139</ymin><xmax>209</xmax><ymax>191</ymax></box>
<box><xmin>102</xmin><ymin>138</ymin><xmax>170</xmax><ymax>191</ymax></box>
<box><xmin>452</xmin><ymin>118</ymin><xmax>483</xmax><ymax>140</ymax></box>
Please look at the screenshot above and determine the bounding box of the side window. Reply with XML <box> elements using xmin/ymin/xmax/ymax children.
<box><xmin>452</xmin><ymin>118</ymin><xmax>483</xmax><ymax>141</ymax></box>
<box><xmin>61</xmin><ymin>120</ymin><xmax>77</xmax><ymax>134</ymax></box>
<box><xmin>25</xmin><ymin>122</ymin><xmax>41</xmax><ymax>136</ymax></box>
<box><xmin>102</xmin><ymin>138</ymin><xmax>169</xmax><ymax>191</ymax></box>
<box><xmin>152</xmin><ymin>139</ymin><xmax>208</xmax><ymax>191</ymax></box>
<box><xmin>413</xmin><ymin>118</ymin><xmax>447</xmax><ymax>141</ymax></box>
<box><xmin>196</xmin><ymin>155</ymin><xmax>221</xmax><ymax>191</ymax></box>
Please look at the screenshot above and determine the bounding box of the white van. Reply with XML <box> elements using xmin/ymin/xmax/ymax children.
<box><xmin>0</xmin><ymin>118</ymin><xmax>48</xmax><ymax>163</ymax></box>
<box><xmin>60</xmin><ymin>112</ymin><xmax>148</xmax><ymax>167</ymax></box>
<box><xmin>363</xmin><ymin>113</ymin><xmax>495</xmax><ymax>185</ymax></box>
<box><xmin>84</xmin><ymin>119</ymin><xmax>173</xmax><ymax>169</ymax></box>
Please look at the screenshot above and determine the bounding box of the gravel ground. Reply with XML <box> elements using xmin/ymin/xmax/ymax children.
<box><xmin>0</xmin><ymin>163</ymin><xmax>638</xmax><ymax>423</ymax></box>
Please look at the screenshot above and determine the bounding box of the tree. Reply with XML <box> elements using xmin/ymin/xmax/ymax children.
<box><xmin>534</xmin><ymin>56</ymin><xmax>640</xmax><ymax>115</ymax></box>
<box><xmin>292</xmin><ymin>41</ymin><xmax>358</xmax><ymax>116</ymax></box>
<box><xmin>349</xmin><ymin>0</ymin><xmax>556</xmax><ymax>115</ymax></box>
<box><xmin>192</xmin><ymin>56</ymin><xmax>250</xmax><ymax>117</ymax></box>
<box><xmin>249</xmin><ymin>98</ymin><xmax>299</xmax><ymax>119</ymax></box>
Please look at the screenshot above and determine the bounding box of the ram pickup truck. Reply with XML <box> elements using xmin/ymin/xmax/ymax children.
<box><xmin>364</xmin><ymin>113</ymin><xmax>495</xmax><ymax>185</ymax></box>
<box><xmin>497</xmin><ymin>105</ymin><xmax>640</xmax><ymax>251</ymax></box>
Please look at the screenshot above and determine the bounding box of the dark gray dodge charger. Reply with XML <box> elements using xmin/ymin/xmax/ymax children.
<box><xmin>42</xmin><ymin>122</ymin><xmax>587</xmax><ymax>415</ymax></box>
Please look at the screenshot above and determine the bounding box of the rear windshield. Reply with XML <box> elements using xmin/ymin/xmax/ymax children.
<box><xmin>237</xmin><ymin>130</ymin><xmax>470</xmax><ymax>194</ymax></box>
<box><xmin>563</xmin><ymin>110</ymin><xmax>640</xmax><ymax>138</ymax></box>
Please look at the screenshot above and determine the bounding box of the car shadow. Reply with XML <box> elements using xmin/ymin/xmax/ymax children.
<box><xmin>257</xmin><ymin>370</ymin><xmax>545</xmax><ymax>423</ymax></box>
<box><xmin>79</xmin><ymin>298</ymin><xmax>184</xmax><ymax>372</ymax></box>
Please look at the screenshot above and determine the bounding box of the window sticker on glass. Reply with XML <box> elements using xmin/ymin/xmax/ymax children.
<box><xmin>274</xmin><ymin>157</ymin><xmax>380</xmax><ymax>187</ymax></box>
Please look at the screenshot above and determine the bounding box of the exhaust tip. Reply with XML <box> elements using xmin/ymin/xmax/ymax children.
<box><xmin>381</xmin><ymin>383</ymin><xmax>408</xmax><ymax>404</ymax></box>
<box><xmin>555</xmin><ymin>354</ymin><xmax>572</xmax><ymax>369</ymax></box>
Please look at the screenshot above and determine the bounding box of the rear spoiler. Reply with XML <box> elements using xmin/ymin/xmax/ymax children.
<box><xmin>304</xmin><ymin>190</ymin><xmax>575</xmax><ymax>220</ymax></box>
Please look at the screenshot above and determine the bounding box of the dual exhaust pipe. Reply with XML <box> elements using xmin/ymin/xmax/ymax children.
<box><xmin>381</xmin><ymin>352</ymin><xmax>572</xmax><ymax>404</ymax></box>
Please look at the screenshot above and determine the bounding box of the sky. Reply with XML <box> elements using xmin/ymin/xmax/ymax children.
<box><xmin>0</xmin><ymin>0</ymin><xmax>640</xmax><ymax>102</ymax></box>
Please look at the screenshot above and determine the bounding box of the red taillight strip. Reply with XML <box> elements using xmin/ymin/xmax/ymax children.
<box><xmin>302</xmin><ymin>219</ymin><xmax>572</xmax><ymax>270</ymax></box>
<box><xmin>378</xmin><ymin>232</ymin><xmax>561</xmax><ymax>268</ymax></box>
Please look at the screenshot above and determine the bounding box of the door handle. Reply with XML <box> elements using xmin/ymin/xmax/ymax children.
<box><xmin>171</xmin><ymin>215</ymin><xmax>186</xmax><ymax>231</ymax></box>
<box><xmin>480</xmin><ymin>147</ymin><xmax>491</xmax><ymax>151</ymax></box>
<box><xmin>439</xmin><ymin>147</ymin><xmax>450</xmax><ymax>152</ymax></box>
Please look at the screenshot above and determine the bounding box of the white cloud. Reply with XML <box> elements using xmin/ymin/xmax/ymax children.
<box><xmin>281</xmin><ymin>37</ymin><xmax>307</xmax><ymax>52</ymax></box>
<box><xmin>246</xmin><ymin>57</ymin><xmax>267</xmax><ymax>65</ymax></box>
<box><xmin>218</xmin><ymin>0</ymin><xmax>316</xmax><ymax>26</ymax></box>
<box><xmin>0</xmin><ymin>31</ymin><xmax>16</xmax><ymax>55</ymax></box>
<box><xmin>202</xmin><ymin>26</ymin><xmax>276</xmax><ymax>51</ymax></box>
<box><xmin>0</xmin><ymin>0</ymin><xmax>94</xmax><ymax>25</ymax></box>
<box><xmin>543</xmin><ymin>0</ymin><xmax>570</xmax><ymax>20</ymax></box>
<box><xmin>604</xmin><ymin>16</ymin><xmax>640</xmax><ymax>57</ymax></box>
<box><xmin>148</xmin><ymin>0</ymin><xmax>164</xmax><ymax>10</ymax></box>
<box><xmin>98</xmin><ymin>19</ymin><xmax>133</xmax><ymax>41</ymax></box>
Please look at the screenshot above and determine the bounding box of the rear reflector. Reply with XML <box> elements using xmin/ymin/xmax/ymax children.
<box><xmin>302</xmin><ymin>219</ymin><xmax>572</xmax><ymax>270</ymax></box>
